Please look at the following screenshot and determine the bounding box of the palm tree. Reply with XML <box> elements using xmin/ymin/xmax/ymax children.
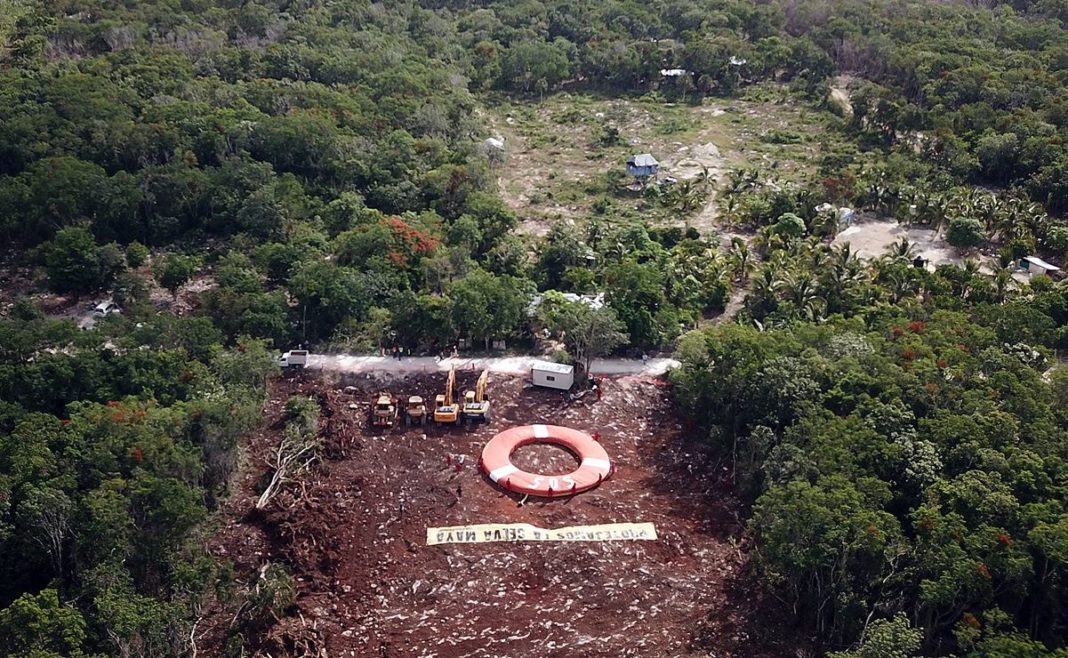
<box><xmin>753</xmin><ymin>225</ymin><xmax>785</xmax><ymax>257</ymax></box>
<box><xmin>832</xmin><ymin>242</ymin><xmax>860</xmax><ymax>269</ymax></box>
<box><xmin>719</xmin><ymin>169</ymin><xmax>760</xmax><ymax>224</ymax></box>
<box><xmin>993</xmin><ymin>268</ymin><xmax>1015</xmax><ymax>303</ymax></box>
<box><xmin>886</xmin><ymin>236</ymin><xmax>918</xmax><ymax>261</ymax></box>
<box><xmin>1018</xmin><ymin>199</ymin><xmax>1049</xmax><ymax>243</ymax></box>
<box><xmin>820</xmin><ymin>243</ymin><xmax>866</xmax><ymax>313</ymax></box>
<box><xmin>811</xmin><ymin>207</ymin><xmax>841</xmax><ymax>238</ymax></box>
<box><xmin>728</xmin><ymin>237</ymin><xmax>754</xmax><ymax>282</ymax></box>
<box><xmin>666</xmin><ymin>179</ymin><xmax>706</xmax><ymax>214</ymax></box>
<box><xmin>794</xmin><ymin>189</ymin><xmax>819</xmax><ymax>222</ymax></box>
<box><xmin>957</xmin><ymin>258</ymin><xmax>983</xmax><ymax>301</ymax></box>
<box><xmin>749</xmin><ymin>265</ymin><xmax>784</xmax><ymax>314</ymax></box>
<box><xmin>882</xmin><ymin>268</ymin><xmax>919</xmax><ymax>304</ymax></box>
<box><xmin>803</xmin><ymin>237</ymin><xmax>830</xmax><ymax>271</ymax></box>
<box><xmin>720</xmin><ymin>193</ymin><xmax>741</xmax><ymax>228</ymax></box>
<box><xmin>961</xmin><ymin>258</ymin><xmax>982</xmax><ymax>277</ymax></box>
<box><xmin>724</xmin><ymin>168</ymin><xmax>759</xmax><ymax>196</ymax></box>
<box><xmin>586</xmin><ymin>218</ymin><xmax>606</xmax><ymax>251</ymax></box>
<box><xmin>784</xmin><ymin>273</ymin><xmax>826</xmax><ymax>321</ymax></box>
<box><xmin>973</xmin><ymin>192</ymin><xmax>1002</xmax><ymax>236</ymax></box>
<box><xmin>916</xmin><ymin>192</ymin><xmax>951</xmax><ymax>234</ymax></box>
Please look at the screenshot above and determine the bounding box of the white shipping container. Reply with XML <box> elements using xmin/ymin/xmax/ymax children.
<box><xmin>531</xmin><ymin>361</ymin><xmax>574</xmax><ymax>390</ymax></box>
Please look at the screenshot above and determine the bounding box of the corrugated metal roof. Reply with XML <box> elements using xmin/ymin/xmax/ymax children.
<box><xmin>527</xmin><ymin>292</ymin><xmax>605</xmax><ymax>314</ymax></box>
<box><xmin>628</xmin><ymin>154</ymin><xmax>659</xmax><ymax>167</ymax></box>
<box><xmin>1023</xmin><ymin>256</ymin><xmax>1060</xmax><ymax>271</ymax></box>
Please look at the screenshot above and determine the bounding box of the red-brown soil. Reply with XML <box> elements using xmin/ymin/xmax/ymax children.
<box><xmin>201</xmin><ymin>370</ymin><xmax>810</xmax><ymax>657</ymax></box>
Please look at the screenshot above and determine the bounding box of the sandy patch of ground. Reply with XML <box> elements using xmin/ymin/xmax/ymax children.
<box><xmin>833</xmin><ymin>216</ymin><xmax>962</xmax><ymax>266</ymax></box>
<box><xmin>660</xmin><ymin>141</ymin><xmax>726</xmax><ymax>180</ymax></box>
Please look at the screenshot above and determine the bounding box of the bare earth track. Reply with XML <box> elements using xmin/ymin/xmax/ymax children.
<box><xmin>202</xmin><ymin>373</ymin><xmax>808</xmax><ymax>657</ymax></box>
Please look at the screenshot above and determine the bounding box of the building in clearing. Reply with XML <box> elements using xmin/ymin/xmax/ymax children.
<box><xmin>530</xmin><ymin>361</ymin><xmax>575</xmax><ymax>390</ymax></box>
<box><xmin>626</xmin><ymin>153</ymin><xmax>659</xmax><ymax>179</ymax></box>
<box><xmin>1020</xmin><ymin>256</ymin><xmax>1060</xmax><ymax>276</ymax></box>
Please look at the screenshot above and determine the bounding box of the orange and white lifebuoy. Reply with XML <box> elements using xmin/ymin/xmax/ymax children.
<box><xmin>480</xmin><ymin>425</ymin><xmax>613</xmax><ymax>497</ymax></box>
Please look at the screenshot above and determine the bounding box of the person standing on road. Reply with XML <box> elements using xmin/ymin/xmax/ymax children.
<box><xmin>642</xmin><ymin>352</ymin><xmax>648</xmax><ymax>366</ymax></box>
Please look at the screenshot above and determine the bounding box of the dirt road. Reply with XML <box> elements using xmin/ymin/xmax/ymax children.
<box><xmin>308</xmin><ymin>354</ymin><xmax>680</xmax><ymax>378</ymax></box>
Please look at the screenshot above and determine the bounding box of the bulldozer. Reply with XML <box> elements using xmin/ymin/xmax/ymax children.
<box><xmin>369</xmin><ymin>392</ymin><xmax>398</xmax><ymax>428</ymax></box>
<box><xmin>433</xmin><ymin>366</ymin><xmax>460</xmax><ymax>425</ymax></box>
<box><xmin>404</xmin><ymin>395</ymin><xmax>427</xmax><ymax>426</ymax></box>
<box><xmin>462</xmin><ymin>369</ymin><xmax>491</xmax><ymax>425</ymax></box>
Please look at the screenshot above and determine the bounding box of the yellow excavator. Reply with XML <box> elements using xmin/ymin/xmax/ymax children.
<box><xmin>433</xmin><ymin>366</ymin><xmax>460</xmax><ymax>424</ymax></box>
<box><xmin>462</xmin><ymin>369</ymin><xmax>491</xmax><ymax>425</ymax></box>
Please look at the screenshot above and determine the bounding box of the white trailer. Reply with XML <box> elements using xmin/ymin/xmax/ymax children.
<box><xmin>279</xmin><ymin>350</ymin><xmax>309</xmax><ymax>369</ymax></box>
<box><xmin>531</xmin><ymin>361</ymin><xmax>574</xmax><ymax>390</ymax></box>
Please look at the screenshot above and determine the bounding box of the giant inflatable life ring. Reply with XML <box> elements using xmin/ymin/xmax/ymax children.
<box><xmin>481</xmin><ymin>425</ymin><xmax>612</xmax><ymax>497</ymax></box>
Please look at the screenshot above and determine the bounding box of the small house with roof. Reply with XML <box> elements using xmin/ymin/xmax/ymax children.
<box><xmin>626</xmin><ymin>154</ymin><xmax>659</xmax><ymax>179</ymax></box>
<box><xmin>1020</xmin><ymin>256</ymin><xmax>1060</xmax><ymax>276</ymax></box>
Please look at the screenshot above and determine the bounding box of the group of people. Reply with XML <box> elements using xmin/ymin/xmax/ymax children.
<box><xmin>434</xmin><ymin>345</ymin><xmax>460</xmax><ymax>362</ymax></box>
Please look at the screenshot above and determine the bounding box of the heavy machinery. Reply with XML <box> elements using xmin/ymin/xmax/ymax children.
<box><xmin>370</xmin><ymin>392</ymin><xmax>398</xmax><ymax>428</ymax></box>
<box><xmin>433</xmin><ymin>366</ymin><xmax>460</xmax><ymax>425</ymax></box>
<box><xmin>404</xmin><ymin>395</ymin><xmax>427</xmax><ymax>426</ymax></box>
<box><xmin>462</xmin><ymin>369</ymin><xmax>491</xmax><ymax>425</ymax></box>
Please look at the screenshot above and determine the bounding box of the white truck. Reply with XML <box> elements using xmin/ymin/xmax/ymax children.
<box><xmin>93</xmin><ymin>300</ymin><xmax>121</xmax><ymax>316</ymax></box>
<box><xmin>278</xmin><ymin>349</ymin><xmax>309</xmax><ymax>370</ymax></box>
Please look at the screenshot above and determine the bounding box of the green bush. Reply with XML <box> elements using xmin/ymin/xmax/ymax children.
<box><xmin>772</xmin><ymin>213</ymin><xmax>807</xmax><ymax>239</ymax></box>
<box><xmin>550</xmin><ymin>348</ymin><xmax>572</xmax><ymax>364</ymax></box>
<box><xmin>125</xmin><ymin>242</ymin><xmax>149</xmax><ymax>268</ymax></box>
<box><xmin>762</xmin><ymin>129</ymin><xmax>805</xmax><ymax>144</ymax></box>
<box><xmin>43</xmin><ymin>227</ymin><xmax>125</xmax><ymax>295</ymax></box>
<box><xmin>946</xmin><ymin>217</ymin><xmax>985</xmax><ymax>248</ymax></box>
<box><xmin>282</xmin><ymin>396</ymin><xmax>320</xmax><ymax>436</ymax></box>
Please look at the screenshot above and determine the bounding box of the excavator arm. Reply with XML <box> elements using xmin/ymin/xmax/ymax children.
<box><xmin>475</xmin><ymin>369</ymin><xmax>488</xmax><ymax>403</ymax></box>
<box><xmin>434</xmin><ymin>366</ymin><xmax>460</xmax><ymax>424</ymax></box>
<box><xmin>444</xmin><ymin>366</ymin><xmax>455</xmax><ymax>407</ymax></box>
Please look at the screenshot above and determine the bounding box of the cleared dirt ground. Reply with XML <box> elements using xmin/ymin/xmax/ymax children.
<box><xmin>202</xmin><ymin>371</ymin><xmax>808</xmax><ymax>657</ymax></box>
<box><xmin>484</xmin><ymin>84</ymin><xmax>859</xmax><ymax>237</ymax></box>
<box><xmin>833</xmin><ymin>215</ymin><xmax>962</xmax><ymax>266</ymax></box>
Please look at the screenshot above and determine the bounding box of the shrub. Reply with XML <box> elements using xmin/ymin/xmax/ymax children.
<box><xmin>550</xmin><ymin>348</ymin><xmax>572</xmax><ymax>364</ymax></box>
<box><xmin>125</xmin><ymin>241</ymin><xmax>149</xmax><ymax>268</ymax></box>
<box><xmin>946</xmin><ymin>217</ymin><xmax>985</xmax><ymax>248</ymax></box>
<box><xmin>282</xmin><ymin>396</ymin><xmax>320</xmax><ymax>436</ymax></box>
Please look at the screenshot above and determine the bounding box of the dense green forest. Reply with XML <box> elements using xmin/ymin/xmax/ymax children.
<box><xmin>3</xmin><ymin>0</ymin><xmax>1068</xmax><ymax>654</ymax></box>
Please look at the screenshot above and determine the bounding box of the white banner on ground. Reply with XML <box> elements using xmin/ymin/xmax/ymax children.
<box><xmin>426</xmin><ymin>522</ymin><xmax>657</xmax><ymax>545</ymax></box>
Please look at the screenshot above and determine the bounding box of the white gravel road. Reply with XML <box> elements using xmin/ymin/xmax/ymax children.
<box><xmin>306</xmin><ymin>354</ymin><xmax>679</xmax><ymax>378</ymax></box>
